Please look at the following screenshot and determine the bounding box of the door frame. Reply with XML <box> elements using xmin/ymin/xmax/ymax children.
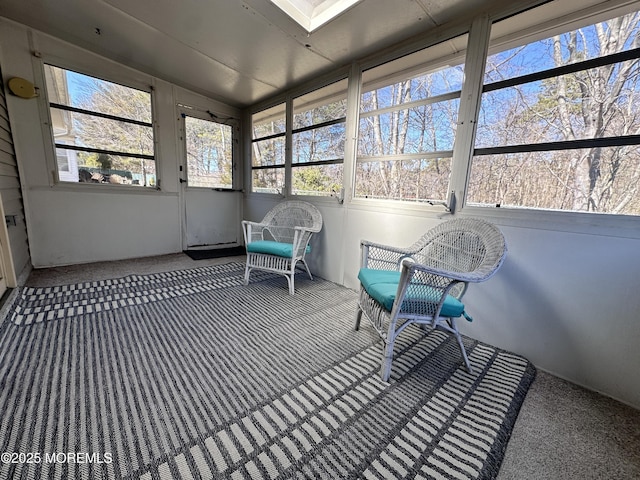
<box><xmin>0</xmin><ymin>193</ymin><xmax>17</xmax><ymax>294</ymax></box>
<box><xmin>176</xmin><ymin>104</ymin><xmax>242</xmax><ymax>250</ymax></box>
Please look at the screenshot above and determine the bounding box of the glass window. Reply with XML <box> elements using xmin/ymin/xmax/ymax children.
<box><xmin>184</xmin><ymin>116</ymin><xmax>233</xmax><ymax>189</ymax></box>
<box><xmin>251</xmin><ymin>103</ymin><xmax>286</xmax><ymax>193</ymax></box>
<box><xmin>292</xmin><ymin>78</ymin><xmax>347</xmax><ymax>196</ymax></box>
<box><xmin>43</xmin><ymin>65</ymin><xmax>156</xmax><ymax>187</ymax></box>
<box><xmin>469</xmin><ymin>9</ymin><xmax>640</xmax><ymax>215</ymax></box>
<box><xmin>356</xmin><ymin>37</ymin><xmax>466</xmax><ymax>203</ymax></box>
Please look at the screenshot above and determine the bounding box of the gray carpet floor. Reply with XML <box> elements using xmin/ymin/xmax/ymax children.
<box><xmin>9</xmin><ymin>253</ymin><xmax>640</xmax><ymax>479</ymax></box>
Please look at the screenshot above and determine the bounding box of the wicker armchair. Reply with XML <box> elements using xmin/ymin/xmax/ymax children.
<box><xmin>355</xmin><ymin>217</ymin><xmax>507</xmax><ymax>381</ymax></box>
<box><xmin>242</xmin><ymin>200</ymin><xmax>323</xmax><ymax>295</ymax></box>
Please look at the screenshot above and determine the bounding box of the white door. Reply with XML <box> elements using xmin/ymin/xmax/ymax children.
<box><xmin>179</xmin><ymin>111</ymin><xmax>242</xmax><ymax>249</ymax></box>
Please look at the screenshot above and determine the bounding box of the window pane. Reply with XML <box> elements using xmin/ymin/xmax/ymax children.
<box><xmin>293</xmin><ymin>79</ymin><xmax>348</xmax><ymax>128</ymax></box>
<box><xmin>252</xmin><ymin>168</ymin><xmax>284</xmax><ymax>193</ymax></box>
<box><xmin>472</xmin><ymin>9</ymin><xmax>640</xmax><ymax>215</ymax></box>
<box><xmin>293</xmin><ymin>123</ymin><xmax>346</xmax><ymax>163</ymax></box>
<box><xmin>252</xmin><ymin>104</ymin><xmax>285</xmax><ymax>139</ymax></box>
<box><xmin>52</xmin><ymin>108</ymin><xmax>153</xmax><ymax>156</ymax></box>
<box><xmin>185</xmin><ymin>116</ymin><xmax>233</xmax><ymax>188</ymax></box>
<box><xmin>251</xmin><ymin>104</ymin><xmax>286</xmax><ymax>193</ymax></box>
<box><xmin>44</xmin><ymin>65</ymin><xmax>151</xmax><ymax>123</ymax></box>
<box><xmin>359</xmin><ymin>99</ymin><xmax>458</xmax><ymax>155</ymax></box>
<box><xmin>75</xmin><ymin>152</ymin><xmax>156</xmax><ymax>187</ymax></box>
<box><xmin>292</xmin><ymin>164</ymin><xmax>343</xmax><ymax>196</ymax></box>
<box><xmin>361</xmin><ymin>65</ymin><xmax>463</xmax><ymax>113</ymax></box>
<box><xmin>468</xmin><ymin>147</ymin><xmax>640</xmax><ymax>215</ymax></box>
<box><xmin>355</xmin><ymin>157</ymin><xmax>451</xmax><ymax>202</ymax></box>
<box><xmin>477</xmin><ymin>63</ymin><xmax>640</xmax><ymax>148</ymax></box>
<box><xmin>252</xmin><ymin>137</ymin><xmax>285</xmax><ymax>167</ymax></box>
<box><xmin>356</xmin><ymin>37</ymin><xmax>465</xmax><ymax>203</ymax></box>
<box><xmin>56</xmin><ymin>149</ymin><xmax>70</xmax><ymax>172</ymax></box>
<box><xmin>43</xmin><ymin>65</ymin><xmax>155</xmax><ymax>187</ymax></box>
<box><xmin>361</xmin><ymin>33</ymin><xmax>467</xmax><ymax>112</ymax></box>
<box><xmin>484</xmin><ymin>15</ymin><xmax>640</xmax><ymax>84</ymax></box>
<box><xmin>291</xmin><ymin>80</ymin><xmax>347</xmax><ymax>196</ymax></box>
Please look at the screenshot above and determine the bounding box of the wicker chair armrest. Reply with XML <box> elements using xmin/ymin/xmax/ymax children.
<box><xmin>242</xmin><ymin>220</ymin><xmax>270</xmax><ymax>244</ymax></box>
<box><xmin>360</xmin><ymin>239</ymin><xmax>413</xmax><ymax>253</ymax></box>
<box><xmin>387</xmin><ymin>259</ymin><xmax>473</xmax><ymax>319</ymax></box>
<box><xmin>242</xmin><ymin>220</ymin><xmax>269</xmax><ymax>229</ymax></box>
<box><xmin>291</xmin><ymin>227</ymin><xmax>316</xmax><ymax>257</ymax></box>
<box><xmin>360</xmin><ymin>240</ymin><xmax>416</xmax><ymax>271</ymax></box>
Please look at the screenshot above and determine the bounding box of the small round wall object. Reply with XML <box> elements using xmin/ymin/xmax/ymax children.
<box><xmin>7</xmin><ymin>77</ymin><xmax>38</xmax><ymax>99</ymax></box>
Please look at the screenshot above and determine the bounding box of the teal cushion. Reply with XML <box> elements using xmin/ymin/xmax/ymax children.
<box><xmin>358</xmin><ymin>268</ymin><xmax>466</xmax><ymax>318</ymax></box>
<box><xmin>247</xmin><ymin>240</ymin><xmax>310</xmax><ymax>257</ymax></box>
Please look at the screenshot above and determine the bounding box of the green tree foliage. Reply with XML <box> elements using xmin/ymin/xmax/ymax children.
<box><xmin>292</xmin><ymin>166</ymin><xmax>341</xmax><ymax>196</ymax></box>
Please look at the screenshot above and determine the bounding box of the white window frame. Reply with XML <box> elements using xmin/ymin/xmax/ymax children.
<box><xmin>291</xmin><ymin>78</ymin><xmax>348</xmax><ymax>198</ymax></box>
<box><xmin>179</xmin><ymin>107</ymin><xmax>238</xmax><ymax>191</ymax></box>
<box><xmin>250</xmin><ymin>102</ymin><xmax>287</xmax><ymax>195</ymax></box>
<box><xmin>458</xmin><ymin>3</ymin><xmax>640</xmax><ymax>240</ymax></box>
<box><xmin>244</xmin><ymin>0</ymin><xmax>640</xmax><ymax>238</ymax></box>
<box><xmin>39</xmin><ymin>61</ymin><xmax>159</xmax><ymax>191</ymax></box>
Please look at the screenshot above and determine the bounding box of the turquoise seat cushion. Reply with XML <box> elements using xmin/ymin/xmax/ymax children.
<box><xmin>358</xmin><ymin>268</ymin><xmax>466</xmax><ymax>318</ymax></box>
<box><xmin>247</xmin><ymin>240</ymin><xmax>310</xmax><ymax>258</ymax></box>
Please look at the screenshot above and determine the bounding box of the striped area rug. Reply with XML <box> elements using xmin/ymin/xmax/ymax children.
<box><xmin>0</xmin><ymin>262</ymin><xmax>535</xmax><ymax>479</ymax></box>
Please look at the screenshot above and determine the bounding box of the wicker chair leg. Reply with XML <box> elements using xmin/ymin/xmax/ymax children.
<box><xmin>300</xmin><ymin>259</ymin><xmax>313</xmax><ymax>280</ymax></box>
<box><xmin>286</xmin><ymin>274</ymin><xmax>295</xmax><ymax>295</ymax></box>
<box><xmin>449</xmin><ymin>319</ymin><xmax>473</xmax><ymax>373</ymax></box>
<box><xmin>380</xmin><ymin>337</ymin><xmax>395</xmax><ymax>382</ymax></box>
<box><xmin>355</xmin><ymin>307</ymin><xmax>363</xmax><ymax>330</ymax></box>
<box><xmin>380</xmin><ymin>352</ymin><xmax>393</xmax><ymax>382</ymax></box>
<box><xmin>244</xmin><ymin>262</ymin><xmax>251</xmax><ymax>286</ymax></box>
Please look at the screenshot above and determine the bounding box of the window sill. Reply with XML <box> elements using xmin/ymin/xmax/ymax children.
<box><xmin>347</xmin><ymin>196</ymin><xmax>450</xmax><ymax>216</ymax></box>
<box><xmin>30</xmin><ymin>183</ymin><xmax>177</xmax><ymax>196</ymax></box>
<box><xmin>460</xmin><ymin>205</ymin><xmax>640</xmax><ymax>240</ymax></box>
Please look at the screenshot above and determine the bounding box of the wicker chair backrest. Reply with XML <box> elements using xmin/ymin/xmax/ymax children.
<box><xmin>261</xmin><ymin>201</ymin><xmax>323</xmax><ymax>244</ymax></box>
<box><xmin>413</xmin><ymin>218</ymin><xmax>506</xmax><ymax>282</ymax></box>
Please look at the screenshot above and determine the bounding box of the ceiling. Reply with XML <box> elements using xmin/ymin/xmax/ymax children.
<box><xmin>0</xmin><ymin>0</ymin><xmax>497</xmax><ymax>108</ymax></box>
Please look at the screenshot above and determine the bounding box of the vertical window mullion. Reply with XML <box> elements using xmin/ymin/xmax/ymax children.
<box><xmin>449</xmin><ymin>14</ymin><xmax>491</xmax><ymax>213</ymax></box>
<box><xmin>284</xmin><ymin>96</ymin><xmax>293</xmax><ymax>196</ymax></box>
<box><xmin>344</xmin><ymin>63</ymin><xmax>363</xmax><ymax>204</ymax></box>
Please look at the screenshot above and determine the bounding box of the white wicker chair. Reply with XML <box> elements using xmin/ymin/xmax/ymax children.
<box><xmin>242</xmin><ymin>200</ymin><xmax>323</xmax><ymax>295</ymax></box>
<box><xmin>355</xmin><ymin>217</ymin><xmax>507</xmax><ymax>381</ymax></box>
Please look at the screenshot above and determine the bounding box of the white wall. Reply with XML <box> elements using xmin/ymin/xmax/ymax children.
<box><xmin>244</xmin><ymin>194</ymin><xmax>640</xmax><ymax>409</ymax></box>
<box><xmin>0</xmin><ymin>18</ymin><xmax>241</xmax><ymax>267</ymax></box>
<box><xmin>461</xmin><ymin>222</ymin><xmax>640</xmax><ymax>409</ymax></box>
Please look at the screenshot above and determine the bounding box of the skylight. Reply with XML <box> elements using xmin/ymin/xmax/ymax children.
<box><xmin>270</xmin><ymin>0</ymin><xmax>362</xmax><ymax>32</ymax></box>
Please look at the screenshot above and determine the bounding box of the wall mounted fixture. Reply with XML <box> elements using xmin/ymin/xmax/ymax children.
<box><xmin>7</xmin><ymin>77</ymin><xmax>38</xmax><ymax>99</ymax></box>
